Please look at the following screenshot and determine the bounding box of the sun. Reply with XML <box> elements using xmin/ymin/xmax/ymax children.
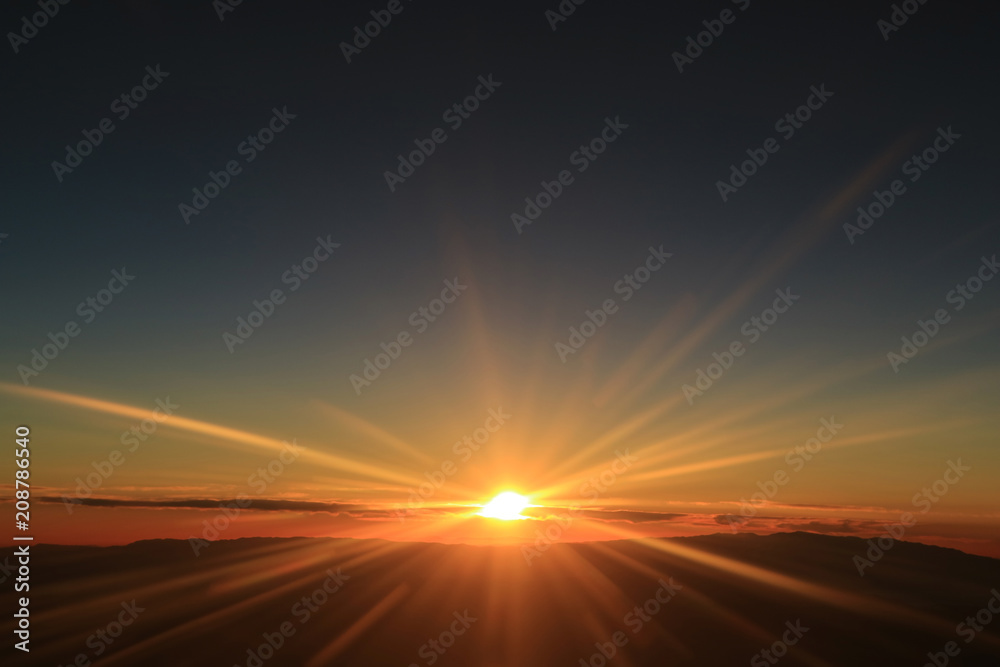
<box><xmin>478</xmin><ymin>492</ymin><xmax>531</xmax><ymax>520</ymax></box>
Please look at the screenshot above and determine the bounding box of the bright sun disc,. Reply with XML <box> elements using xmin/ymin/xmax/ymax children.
<box><xmin>478</xmin><ymin>492</ymin><xmax>530</xmax><ymax>520</ymax></box>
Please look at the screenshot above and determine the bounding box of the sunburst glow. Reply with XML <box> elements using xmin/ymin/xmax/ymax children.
<box><xmin>478</xmin><ymin>492</ymin><xmax>531</xmax><ymax>520</ymax></box>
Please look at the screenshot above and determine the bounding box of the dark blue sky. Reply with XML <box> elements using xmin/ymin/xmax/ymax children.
<box><xmin>1</xmin><ymin>0</ymin><xmax>998</xmax><ymax>489</ymax></box>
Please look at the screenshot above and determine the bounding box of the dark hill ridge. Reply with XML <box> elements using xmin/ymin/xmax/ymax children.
<box><xmin>3</xmin><ymin>532</ymin><xmax>1000</xmax><ymax>666</ymax></box>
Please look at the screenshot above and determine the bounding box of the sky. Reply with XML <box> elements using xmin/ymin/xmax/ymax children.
<box><xmin>1</xmin><ymin>0</ymin><xmax>998</xmax><ymax>556</ymax></box>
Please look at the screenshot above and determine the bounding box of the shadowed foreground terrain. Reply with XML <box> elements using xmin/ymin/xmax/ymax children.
<box><xmin>3</xmin><ymin>533</ymin><xmax>1000</xmax><ymax>666</ymax></box>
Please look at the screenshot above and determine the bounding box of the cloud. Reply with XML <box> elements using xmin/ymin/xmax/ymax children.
<box><xmin>575</xmin><ymin>509</ymin><xmax>687</xmax><ymax>523</ymax></box>
<box><xmin>29</xmin><ymin>497</ymin><xmax>886</xmax><ymax>538</ymax></box>
<box><xmin>764</xmin><ymin>501</ymin><xmax>890</xmax><ymax>513</ymax></box>
<box><xmin>775</xmin><ymin>519</ymin><xmax>862</xmax><ymax>534</ymax></box>
<box><xmin>39</xmin><ymin>496</ymin><xmax>361</xmax><ymax>514</ymax></box>
<box><xmin>713</xmin><ymin>513</ymin><xmax>785</xmax><ymax>525</ymax></box>
<box><xmin>712</xmin><ymin>513</ymin><xmax>867</xmax><ymax>535</ymax></box>
<box><xmin>38</xmin><ymin>497</ymin><xmax>690</xmax><ymax>527</ymax></box>
<box><xmin>522</xmin><ymin>506</ymin><xmax>687</xmax><ymax>523</ymax></box>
